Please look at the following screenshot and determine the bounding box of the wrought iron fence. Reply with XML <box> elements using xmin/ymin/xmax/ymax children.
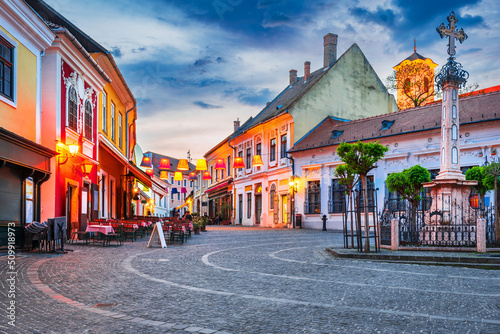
<box><xmin>379</xmin><ymin>188</ymin><xmax>492</xmax><ymax>247</ymax></box>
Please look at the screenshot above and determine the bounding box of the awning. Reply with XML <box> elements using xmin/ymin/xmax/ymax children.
<box><xmin>206</xmin><ymin>181</ymin><xmax>230</xmax><ymax>194</ymax></box>
<box><xmin>128</xmin><ymin>160</ymin><xmax>152</xmax><ymax>188</ymax></box>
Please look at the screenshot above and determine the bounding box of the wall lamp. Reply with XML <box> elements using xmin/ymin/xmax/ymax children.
<box><xmin>57</xmin><ymin>141</ymin><xmax>79</xmax><ymax>164</ymax></box>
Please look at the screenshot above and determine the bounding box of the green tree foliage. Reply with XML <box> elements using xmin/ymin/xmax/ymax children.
<box><xmin>337</xmin><ymin>141</ymin><xmax>388</xmax><ymax>252</ymax></box>
<box><xmin>465</xmin><ymin>166</ymin><xmax>488</xmax><ymax>195</ymax></box>
<box><xmin>386</xmin><ymin>165</ymin><xmax>431</xmax><ymax>206</ymax></box>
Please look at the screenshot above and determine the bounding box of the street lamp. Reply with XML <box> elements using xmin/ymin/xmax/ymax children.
<box><xmin>289</xmin><ymin>176</ymin><xmax>299</xmax><ymax>228</ymax></box>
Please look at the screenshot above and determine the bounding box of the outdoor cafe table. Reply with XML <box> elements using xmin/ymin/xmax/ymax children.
<box><xmin>86</xmin><ymin>225</ymin><xmax>115</xmax><ymax>246</ymax></box>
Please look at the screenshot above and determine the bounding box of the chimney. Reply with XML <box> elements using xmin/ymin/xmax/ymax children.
<box><xmin>233</xmin><ymin>118</ymin><xmax>240</xmax><ymax>132</ymax></box>
<box><xmin>324</xmin><ymin>33</ymin><xmax>338</xmax><ymax>68</ymax></box>
<box><xmin>304</xmin><ymin>61</ymin><xmax>311</xmax><ymax>82</ymax></box>
<box><xmin>289</xmin><ymin>69</ymin><xmax>297</xmax><ymax>85</ymax></box>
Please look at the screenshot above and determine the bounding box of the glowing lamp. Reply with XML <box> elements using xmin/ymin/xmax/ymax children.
<box><xmin>469</xmin><ymin>194</ymin><xmax>479</xmax><ymax>210</ymax></box>
<box><xmin>80</xmin><ymin>163</ymin><xmax>93</xmax><ymax>177</ymax></box>
<box><xmin>189</xmin><ymin>172</ymin><xmax>197</xmax><ymax>180</ymax></box>
<box><xmin>252</xmin><ymin>155</ymin><xmax>264</xmax><ymax>167</ymax></box>
<box><xmin>159</xmin><ymin>171</ymin><xmax>169</xmax><ymax>180</ymax></box>
<box><xmin>214</xmin><ymin>158</ymin><xmax>226</xmax><ymax>170</ymax></box>
<box><xmin>202</xmin><ymin>171</ymin><xmax>211</xmax><ymax>180</ymax></box>
<box><xmin>146</xmin><ymin>168</ymin><xmax>154</xmax><ymax>177</ymax></box>
<box><xmin>195</xmin><ymin>159</ymin><xmax>208</xmax><ymax>171</ymax></box>
<box><xmin>140</xmin><ymin>156</ymin><xmax>153</xmax><ymax>168</ymax></box>
<box><xmin>233</xmin><ymin>157</ymin><xmax>245</xmax><ymax>169</ymax></box>
<box><xmin>174</xmin><ymin>171</ymin><xmax>183</xmax><ymax>181</ymax></box>
<box><xmin>68</xmin><ymin>144</ymin><xmax>79</xmax><ymax>157</ymax></box>
<box><xmin>177</xmin><ymin>159</ymin><xmax>189</xmax><ymax>171</ymax></box>
<box><xmin>158</xmin><ymin>158</ymin><xmax>171</xmax><ymax>170</ymax></box>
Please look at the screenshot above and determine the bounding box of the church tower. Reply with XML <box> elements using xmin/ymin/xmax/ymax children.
<box><xmin>393</xmin><ymin>41</ymin><xmax>438</xmax><ymax>110</ymax></box>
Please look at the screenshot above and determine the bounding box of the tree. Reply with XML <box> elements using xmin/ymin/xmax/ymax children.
<box><xmin>386</xmin><ymin>165</ymin><xmax>431</xmax><ymax>240</ymax></box>
<box><xmin>386</xmin><ymin>62</ymin><xmax>434</xmax><ymax>109</ymax></box>
<box><xmin>334</xmin><ymin>164</ymin><xmax>359</xmax><ymax>248</ymax></box>
<box><xmin>465</xmin><ymin>166</ymin><xmax>488</xmax><ymax>210</ymax></box>
<box><xmin>337</xmin><ymin>141</ymin><xmax>388</xmax><ymax>252</ymax></box>
<box><xmin>484</xmin><ymin>162</ymin><xmax>500</xmax><ymax>243</ymax></box>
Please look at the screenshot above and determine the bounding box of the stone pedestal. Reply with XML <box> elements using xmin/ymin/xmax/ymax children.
<box><xmin>422</xmin><ymin>178</ymin><xmax>477</xmax><ymax>225</ymax></box>
<box><xmin>477</xmin><ymin>218</ymin><xmax>486</xmax><ymax>253</ymax></box>
<box><xmin>391</xmin><ymin>218</ymin><xmax>399</xmax><ymax>251</ymax></box>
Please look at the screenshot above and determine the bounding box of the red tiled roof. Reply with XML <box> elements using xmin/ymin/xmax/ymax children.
<box><xmin>289</xmin><ymin>88</ymin><xmax>500</xmax><ymax>153</ymax></box>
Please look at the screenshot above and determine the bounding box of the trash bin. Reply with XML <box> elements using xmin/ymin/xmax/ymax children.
<box><xmin>295</xmin><ymin>214</ymin><xmax>302</xmax><ymax>228</ymax></box>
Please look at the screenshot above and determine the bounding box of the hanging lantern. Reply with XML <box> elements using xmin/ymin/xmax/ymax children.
<box><xmin>140</xmin><ymin>156</ymin><xmax>153</xmax><ymax>168</ymax></box>
<box><xmin>214</xmin><ymin>158</ymin><xmax>226</xmax><ymax>170</ymax></box>
<box><xmin>146</xmin><ymin>168</ymin><xmax>154</xmax><ymax>177</ymax></box>
<box><xmin>233</xmin><ymin>156</ymin><xmax>245</xmax><ymax>169</ymax></box>
<box><xmin>202</xmin><ymin>171</ymin><xmax>211</xmax><ymax>180</ymax></box>
<box><xmin>80</xmin><ymin>163</ymin><xmax>93</xmax><ymax>178</ymax></box>
<box><xmin>189</xmin><ymin>172</ymin><xmax>197</xmax><ymax>180</ymax></box>
<box><xmin>195</xmin><ymin>159</ymin><xmax>208</xmax><ymax>171</ymax></box>
<box><xmin>180</xmin><ymin>187</ymin><xmax>187</xmax><ymax>194</ymax></box>
<box><xmin>171</xmin><ymin>187</ymin><xmax>179</xmax><ymax>194</ymax></box>
<box><xmin>174</xmin><ymin>171</ymin><xmax>183</xmax><ymax>181</ymax></box>
<box><xmin>252</xmin><ymin>155</ymin><xmax>264</xmax><ymax>167</ymax></box>
<box><xmin>177</xmin><ymin>159</ymin><xmax>189</xmax><ymax>171</ymax></box>
<box><xmin>158</xmin><ymin>158</ymin><xmax>171</xmax><ymax>170</ymax></box>
<box><xmin>159</xmin><ymin>170</ymin><xmax>169</xmax><ymax>180</ymax></box>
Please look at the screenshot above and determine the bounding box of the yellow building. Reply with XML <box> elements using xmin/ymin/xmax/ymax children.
<box><xmin>393</xmin><ymin>44</ymin><xmax>438</xmax><ymax>110</ymax></box>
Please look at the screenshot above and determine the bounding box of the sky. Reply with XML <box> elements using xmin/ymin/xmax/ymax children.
<box><xmin>44</xmin><ymin>0</ymin><xmax>500</xmax><ymax>160</ymax></box>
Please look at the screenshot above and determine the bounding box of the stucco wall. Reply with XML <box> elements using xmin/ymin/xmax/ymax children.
<box><xmin>290</xmin><ymin>44</ymin><xmax>398</xmax><ymax>143</ymax></box>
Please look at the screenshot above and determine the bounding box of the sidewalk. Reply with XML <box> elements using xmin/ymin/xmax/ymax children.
<box><xmin>326</xmin><ymin>247</ymin><xmax>500</xmax><ymax>269</ymax></box>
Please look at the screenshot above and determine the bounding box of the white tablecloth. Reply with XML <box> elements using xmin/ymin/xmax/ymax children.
<box><xmin>86</xmin><ymin>225</ymin><xmax>114</xmax><ymax>235</ymax></box>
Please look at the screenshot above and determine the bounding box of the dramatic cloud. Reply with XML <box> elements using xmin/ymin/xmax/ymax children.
<box><xmin>44</xmin><ymin>0</ymin><xmax>500</xmax><ymax>159</ymax></box>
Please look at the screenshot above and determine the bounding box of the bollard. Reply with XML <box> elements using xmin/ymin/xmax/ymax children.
<box><xmin>391</xmin><ymin>218</ymin><xmax>399</xmax><ymax>251</ymax></box>
<box><xmin>322</xmin><ymin>215</ymin><xmax>327</xmax><ymax>231</ymax></box>
<box><xmin>476</xmin><ymin>218</ymin><xmax>486</xmax><ymax>253</ymax></box>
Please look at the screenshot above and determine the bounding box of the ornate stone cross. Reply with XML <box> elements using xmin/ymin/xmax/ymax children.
<box><xmin>436</xmin><ymin>11</ymin><xmax>467</xmax><ymax>57</ymax></box>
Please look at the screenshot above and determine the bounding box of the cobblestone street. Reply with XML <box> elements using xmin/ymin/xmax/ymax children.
<box><xmin>1</xmin><ymin>227</ymin><xmax>499</xmax><ymax>333</ymax></box>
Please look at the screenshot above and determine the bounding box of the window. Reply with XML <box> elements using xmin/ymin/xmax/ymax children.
<box><xmin>68</xmin><ymin>86</ymin><xmax>78</xmax><ymax>131</ymax></box>
<box><xmin>0</xmin><ymin>38</ymin><xmax>14</xmax><ymax>100</ymax></box>
<box><xmin>102</xmin><ymin>92</ymin><xmax>107</xmax><ymax>133</ymax></box>
<box><xmin>305</xmin><ymin>181</ymin><xmax>321</xmax><ymax>214</ymax></box>
<box><xmin>452</xmin><ymin>124</ymin><xmax>458</xmax><ymax>140</ymax></box>
<box><xmin>247</xmin><ymin>193</ymin><xmax>252</xmax><ymax>218</ymax></box>
<box><xmin>269</xmin><ymin>184</ymin><xmax>276</xmax><ymax>210</ymax></box>
<box><xmin>221</xmin><ymin>168</ymin><xmax>225</xmax><ymax>179</ymax></box>
<box><xmin>227</xmin><ymin>156</ymin><xmax>231</xmax><ymax>176</ymax></box>
<box><xmin>452</xmin><ymin>147</ymin><xmax>458</xmax><ymax>164</ymax></box>
<box><xmin>331</xmin><ymin>130</ymin><xmax>343</xmax><ymax>139</ymax></box>
<box><xmin>111</xmin><ymin>103</ymin><xmax>116</xmax><ymax>141</ymax></box>
<box><xmin>84</xmin><ymin>100</ymin><xmax>92</xmax><ymax>140</ymax></box>
<box><xmin>256</xmin><ymin>143</ymin><xmax>261</xmax><ymax>156</ymax></box>
<box><xmin>270</xmin><ymin>138</ymin><xmax>276</xmax><ymax>162</ymax></box>
<box><xmin>381</xmin><ymin>120</ymin><xmax>395</xmax><ymax>131</ymax></box>
<box><xmin>452</xmin><ymin>105</ymin><xmax>457</xmax><ymax>119</ymax></box>
<box><xmin>210</xmin><ymin>166</ymin><xmax>214</xmax><ymax>183</ymax></box>
<box><xmin>170</xmin><ymin>176</ymin><xmax>174</xmax><ymax>184</ymax></box>
<box><xmin>118</xmin><ymin>113</ymin><xmax>123</xmax><ymax>148</ymax></box>
<box><xmin>183</xmin><ymin>180</ymin><xmax>186</xmax><ymax>187</ymax></box>
<box><xmin>357</xmin><ymin>176</ymin><xmax>375</xmax><ymax>210</ymax></box>
<box><xmin>443</xmin><ymin>106</ymin><xmax>446</xmax><ymax>120</ymax></box>
<box><xmin>246</xmin><ymin>148</ymin><xmax>252</xmax><ymax>169</ymax></box>
<box><xmin>328</xmin><ymin>179</ymin><xmax>346</xmax><ymax>213</ymax></box>
<box><xmin>280</xmin><ymin>134</ymin><xmax>287</xmax><ymax>159</ymax></box>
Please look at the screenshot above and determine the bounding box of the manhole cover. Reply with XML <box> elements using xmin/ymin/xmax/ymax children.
<box><xmin>93</xmin><ymin>303</ymin><xmax>116</xmax><ymax>308</ymax></box>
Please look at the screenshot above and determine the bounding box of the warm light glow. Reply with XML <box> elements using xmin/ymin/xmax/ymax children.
<box><xmin>81</xmin><ymin>163</ymin><xmax>93</xmax><ymax>177</ymax></box>
<box><xmin>159</xmin><ymin>171</ymin><xmax>169</xmax><ymax>180</ymax></box>
<box><xmin>158</xmin><ymin>158</ymin><xmax>171</xmax><ymax>170</ymax></box>
<box><xmin>233</xmin><ymin>157</ymin><xmax>245</xmax><ymax>169</ymax></box>
<box><xmin>202</xmin><ymin>171</ymin><xmax>211</xmax><ymax>180</ymax></box>
<box><xmin>68</xmin><ymin>144</ymin><xmax>79</xmax><ymax>157</ymax></box>
<box><xmin>174</xmin><ymin>171</ymin><xmax>183</xmax><ymax>181</ymax></box>
<box><xmin>146</xmin><ymin>168</ymin><xmax>154</xmax><ymax>177</ymax></box>
<box><xmin>252</xmin><ymin>155</ymin><xmax>264</xmax><ymax>167</ymax></box>
<box><xmin>189</xmin><ymin>172</ymin><xmax>197</xmax><ymax>180</ymax></box>
<box><xmin>214</xmin><ymin>158</ymin><xmax>226</xmax><ymax>170</ymax></box>
<box><xmin>195</xmin><ymin>159</ymin><xmax>207</xmax><ymax>171</ymax></box>
<box><xmin>140</xmin><ymin>156</ymin><xmax>153</xmax><ymax>168</ymax></box>
<box><xmin>177</xmin><ymin>159</ymin><xmax>189</xmax><ymax>171</ymax></box>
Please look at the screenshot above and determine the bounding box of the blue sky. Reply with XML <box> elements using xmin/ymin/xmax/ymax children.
<box><xmin>44</xmin><ymin>0</ymin><xmax>500</xmax><ymax>159</ymax></box>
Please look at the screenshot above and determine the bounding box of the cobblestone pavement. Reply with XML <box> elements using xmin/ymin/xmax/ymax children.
<box><xmin>1</xmin><ymin>226</ymin><xmax>499</xmax><ymax>333</ymax></box>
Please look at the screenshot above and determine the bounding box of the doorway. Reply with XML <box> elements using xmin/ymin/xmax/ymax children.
<box><xmin>281</xmin><ymin>194</ymin><xmax>288</xmax><ymax>224</ymax></box>
<box><xmin>66</xmin><ymin>184</ymin><xmax>78</xmax><ymax>237</ymax></box>
<box><xmin>255</xmin><ymin>194</ymin><xmax>262</xmax><ymax>224</ymax></box>
<box><xmin>238</xmin><ymin>194</ymin><xmax>243</xmax><ymax>224</ymax></box>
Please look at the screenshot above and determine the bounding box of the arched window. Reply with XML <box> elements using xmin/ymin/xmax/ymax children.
<box><xmin>452</xmin><ymin>88</ymin><xmax>457</xmax><ymax>100</ymax></box>
<box><xmin>452</xmin><ymin>147</ymin><xmax>458</xmax><ymax>164</ymax></box>
<box><xmin>84</xmin><ymin>100</ymin><xmax>92</xmax><ymax>140</ymax></box>
<box><xmin>452</xmin><ymin>124</ymin><xmax>458</xmax><ymax>140</ymax></box>
<box><xmin>452</xmin><ymin>105</ymin><xmax>457</xmax><ymax>119</ymax></box>
<box><xmin>443</xmin><ymin>106</ymin><xmax>446</xmax><ymax>120</ymax></box>
<box><xmin>442</xmin><ymin>126</ymin><xmax>446</xmax><ymax>142</ymax></box>
<box><xmin>68</xmin><ymin>86</ymin><xmax>78</xmax><ymax>131</ymax></box>
<box><xmin>269</xmin><ymin>184</ymin><xmax>276</xmax><ymax>210</ymax></box>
